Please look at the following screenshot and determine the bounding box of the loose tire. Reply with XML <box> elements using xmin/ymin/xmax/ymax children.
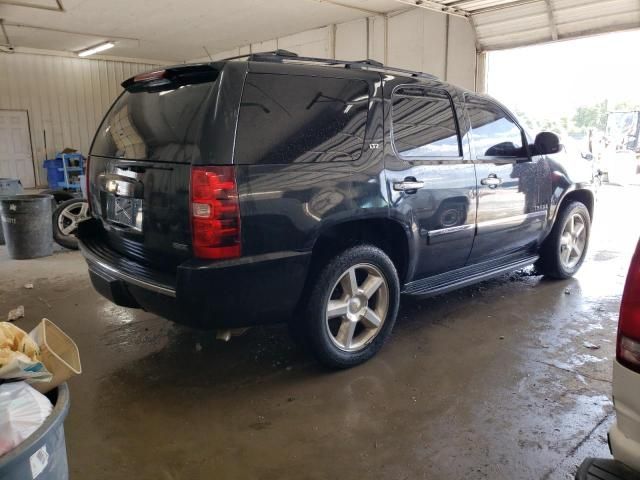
<box><xmin>299</xmin><ymin>245</ymin><xmax>400</xmax><ymax>369</ymax></box>
<box><xmin>536</xmin><ymin>201</ymin><xmax>591</xmax><ymax>279</ymax></box>
<box><xmin>52</xmin><ymin>198</ymin><xmax>89</xmax><ymax>250</ymax></box>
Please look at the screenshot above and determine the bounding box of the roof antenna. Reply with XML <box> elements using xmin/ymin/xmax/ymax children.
<box><xmin>202</xmin><ymin>46</ymin><xmax>213</xmax><ymax>61</ymax></box>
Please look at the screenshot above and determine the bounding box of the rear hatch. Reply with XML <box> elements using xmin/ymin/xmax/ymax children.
<box><xmin>87</xmin><ymin>65</ymin><xmax>221</xmax><ymax>272</ymax></box>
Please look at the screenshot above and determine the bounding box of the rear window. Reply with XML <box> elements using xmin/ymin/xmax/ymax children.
<box><xmin>235</xmin><ymin>73</ymin><xmax>370</xmax><ymax>164</ymax></box>
<box><xmin>91</xmin><ymin>81</ymin><xmax>216</xmax><ymax>163</ymax></box>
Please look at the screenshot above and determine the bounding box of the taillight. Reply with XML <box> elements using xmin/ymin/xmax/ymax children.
<box><xmin>133</xmin><ymin>70</ymin><xmax>166</xmax><ymax>82</ymax></box>
<box><xmin>617</xmin><ymin>239</ymin><xmax>640</xmax><ymax>373</ymax></box>
<box><xmin>190</xmin><ymin>166</ymin><xmax>241</xmax><ymax>259</ymax></box>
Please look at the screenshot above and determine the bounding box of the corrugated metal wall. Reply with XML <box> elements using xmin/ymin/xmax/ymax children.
<box><xmin>194</xmin><ymin>10</ymin><xmax>477</xmax><ymax>90</ymax></box>
<box><xmin>0</xmin><ymin>53</ymin><xmax>159</xmax><ymax>186</ymax></box>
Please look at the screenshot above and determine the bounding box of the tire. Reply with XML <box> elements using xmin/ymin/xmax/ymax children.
<box><xmin>536</xmin><ymin>201</ymin><xmax>591</xmax><ymax>279</ymax></box>
<box><xmin>52</xmin><ymin>198</ymin><xmax>89</xmax><ymax>250</ymax></box>
<box><xmin>299</xmin><ymin>245</ymin><xmax>400</xmax><ymax>369</ymax></box>
<box><xmin>40</xmin><ymin>189</ymin><xmax>75</xmax><ymax>204</ymax></box>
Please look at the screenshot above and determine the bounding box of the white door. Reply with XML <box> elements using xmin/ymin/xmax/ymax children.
<box><xmin>0</xmin><ymin>110</ymin><xmax>36</xmax><ymax>188</ymax></box>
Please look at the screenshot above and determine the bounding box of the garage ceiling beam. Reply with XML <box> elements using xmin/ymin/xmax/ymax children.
<box><xmin>470</xmin><ymin>0</ymin><xmax>543</xmax><ymax>15</ymax></box>
<box><xmin>313</xmin><ymin>0</ymin><xmax>385</xmax><ymax>15</ymax></box>
<box><xmin>391</xmin><ymin>0</ymin><xmax>469</xmax><ymax>18</ymax></box>
<box><xmin>3</xmin><ymin>21</ymin><xmax>139</xmax><ymax>44</ymax></box>
<box><xmin>0</xmin><ymin>0</ymin><xmax>64</xmax><ymax>12</ymax></box>
<box><xmin>442</xmin><ymin>0</ymin><xmax>481</xmax><ymax>7</ymax></box>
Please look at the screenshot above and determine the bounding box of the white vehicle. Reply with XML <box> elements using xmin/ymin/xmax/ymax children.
<box><xmin>576</xmin><ymin>239</ymin><xmax>640</xmax><ymax>479</ymax></box>
<box><xmin>602</xmin><ymin>111</ymin><xmax>640</xmax><ymax>185</ymax></box>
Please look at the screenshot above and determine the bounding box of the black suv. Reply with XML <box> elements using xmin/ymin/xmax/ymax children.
<box><xmin>78</xmin><ymin>50</ymin><xmax>595</xmax><ymax>368</ymax></box>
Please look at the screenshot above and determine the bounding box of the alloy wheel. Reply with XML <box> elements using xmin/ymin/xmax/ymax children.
<box><xmin>325</xmin><ymin>263</ymin><xmax>389</xmax><ymax>352</ymax></box>
<box><xmin>57</xmin><ymin>200</ymin><xmax>89</xmax><ymax>236</ymax></box>
<box><xmin>559</xmin><ymin>212</ymin><xmax>587</xmax><ymax>269</ymax></box>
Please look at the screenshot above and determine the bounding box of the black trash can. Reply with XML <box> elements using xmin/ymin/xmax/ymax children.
<box><xmin>0</xmin><ymin>178</ymin><xmax>23</xmax><ymax>246</ymax></box>
<box><xmin>0</xmin><ymin>194</ymin><xmax>53</xmax><ymax>259</ymax></box>
<box><xmin>0</xmin><ymin>384</ymin><xmax>70</xmax><ymax>480</ymax></box>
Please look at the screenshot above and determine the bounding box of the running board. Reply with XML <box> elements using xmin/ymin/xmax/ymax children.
<box><xmin>402</xmin><ymin>254</ymin><xmax>539</xmax><ymax>297</ymax></box>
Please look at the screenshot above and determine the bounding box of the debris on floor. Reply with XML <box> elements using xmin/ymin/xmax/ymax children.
<box><xmin>23</xmin><ymin>283</ymin><xmax>34</xmax><ymax>289</ymax></box>
<box><xmin>7</xmin><ymin>305</ymin><xmax>24</xmax><ymax>321</ymax></box>
<box><xmin>38</xmin><ymin>297</ymin><xmax>51</xmax><ymax>309</ymax></box>
<box><xmin>583</xmin><ymin>341</ymin><xmax>601</xmax><ymax>350</ymax></box>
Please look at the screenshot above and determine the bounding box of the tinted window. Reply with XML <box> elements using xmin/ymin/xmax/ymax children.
<box><xmin>466</xmin><ymin>96</ymin><xmax>524</xmax><ymax>158</ymax></box>
<box><xmin>235</xmin><ymin>74</ymin><xmax>369</xmax><ymax>164</ymax></box>
<box><xmin>91</xmin><ymin>82</ymin><xmax>215</xmax><ymax>163</ymax></box>
<box><xmin>391</xmin><ymin>88</ymin><xmax>461</xmax><ymax>159</ymax></box>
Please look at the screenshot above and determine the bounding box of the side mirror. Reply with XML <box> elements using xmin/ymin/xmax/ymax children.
<box><xmin>533</xmin><ymin>132</ymin><xmax>561</xmax><ymax>155</ymax></box>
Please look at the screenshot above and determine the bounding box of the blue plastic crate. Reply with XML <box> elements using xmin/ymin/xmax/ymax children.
<box><xmin>43</xmin><ymin>158</ymin><xmax>64</xmax><ymax>190</ymax></box>
<box><xmin>42</xmin><ymin>153</ymin><xmax>85</xmax><ymax>190</ymax></box>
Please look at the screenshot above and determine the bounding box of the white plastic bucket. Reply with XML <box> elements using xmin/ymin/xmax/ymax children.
<box><xmin>29</xmin><ymin>319</ymin><xmax>82</xmax><ymax>394</ymax></box>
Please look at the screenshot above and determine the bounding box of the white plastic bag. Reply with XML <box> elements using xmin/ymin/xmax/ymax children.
<box><xmin>0</xmin><ymin>381</ymin><xmax>52</xmax><ymax>456</ymax></box>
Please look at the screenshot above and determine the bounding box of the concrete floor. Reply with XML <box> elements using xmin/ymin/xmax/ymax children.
<box><xmin>1</xmin><ymin>184</ymin><xmax>639</xmax><ymax>480</ymax></box>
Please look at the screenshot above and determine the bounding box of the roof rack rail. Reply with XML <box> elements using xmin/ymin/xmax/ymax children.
<box><xmin>217</xmin><ymin>49</ymin><xmax>298</xmax><ymax>62</ymax></box>
<box><xmin>218</xmin><ymin>49</ymin><xmax>437</xmax><ymax>80</ymax></box>
<box><xmin>347</xmin><ymin>60</ymin><xmax>437</xmax><ymax>80</ymax></box>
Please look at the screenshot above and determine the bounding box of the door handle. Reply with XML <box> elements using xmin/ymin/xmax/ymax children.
<box><xmin>393</xmin><ymin>178</ymin><xmax>425</xmax><ymax>193</ymax></box>
<box><xmin>481</xmin><ymin>174</ymin><xmax>502</xmax><ymax>188</ymax></box>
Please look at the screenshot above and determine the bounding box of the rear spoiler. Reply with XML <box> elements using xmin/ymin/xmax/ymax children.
<box><xmin>121</xmin><ymin>63</ymin><xmax>220</xmax><ymax>91</ymax></box>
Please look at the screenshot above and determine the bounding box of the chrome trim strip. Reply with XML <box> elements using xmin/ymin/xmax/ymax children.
<box><xmin>427</xmin><ymin>223</ymin><xmax>474</xmax><ymax>239</ymax></box>
<box><xmin>81</xmin><ymin>244</ymin><xmax>176</xmax><ymax>298</ymax></box>
<box><xmin>476</xmin><ymin>210</ymin><xmax>547</xmax><ymax>229</ymax></box>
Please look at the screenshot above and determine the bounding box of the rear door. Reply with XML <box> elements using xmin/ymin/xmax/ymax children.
<box><xmin>233</xmin><ymin>65</ymin><xmax>381</xmax><ymax>257</ymax></box>
<box><xmin>384</xmin><ymin>81</ymin><xmax>477</xmax><ymax>281</ymax></box>
<box><xmin>464</xmin><ymin>95</ymin><xmax>548</xmax><ymax>264</ymax></box>
<box><xmin>87</xmin><ymin>66</ymin><xmax>223</xmax><ymax>271</ymax></box>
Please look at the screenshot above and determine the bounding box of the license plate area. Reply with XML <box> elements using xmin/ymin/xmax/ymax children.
<box><xmin>105</xmin><ymin>195</ymin><xmax>143</xmax><ymax>231</ymax></box>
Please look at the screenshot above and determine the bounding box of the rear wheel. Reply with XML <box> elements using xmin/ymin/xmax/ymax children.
<box><xmin>536</xmin><ymin>201</ymin><xmax>590</xmax><ymax>279</ymax></box>
<box><xmin>52</xmin><ymin>198</ymin><xmax>89</xmax><ymax>250</ymax></box>
<box><xmin>299</xmin><ymin>245</ymin><xmax>400</xmax><ymax>369</ymax></box>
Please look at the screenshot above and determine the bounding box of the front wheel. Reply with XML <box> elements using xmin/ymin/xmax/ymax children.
<box><xmin>299</xmin><ymin>245</ymin><xmax>400</xmax><ymax>369</ymax></box>
<box><xmin>536</xmin><ymin>201</ymin><xmax>591</xmax><ymax>279</ymax></box>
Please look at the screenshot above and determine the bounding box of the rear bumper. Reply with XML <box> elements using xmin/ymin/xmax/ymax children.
<box><xmin>78</xmin><ymin>222</ymin><xmax>311</xmax><ymax>329</ymax></box>
<box><xmin>609</xmin><ymin>360</ymin><xmax>640</xmax><ymax>472</ymax></box>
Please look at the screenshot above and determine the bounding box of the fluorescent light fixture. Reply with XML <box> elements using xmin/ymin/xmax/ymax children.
<box><xmin>77</xmin><ymin>42</ymin><xmax>115</xmax><ymax>57</ymax></box>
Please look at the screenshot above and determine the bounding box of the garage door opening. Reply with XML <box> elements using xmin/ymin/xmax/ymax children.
<box><xmin>486</xmin><ymin>29</ymin><xmax>640</xmax><ymax>186</ymax></box>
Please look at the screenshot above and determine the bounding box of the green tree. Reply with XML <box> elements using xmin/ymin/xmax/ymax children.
<box><xmin>613</xmin><ymin>101</ymin><xmax>640</xmax><ymax>112</ymax></box>
<box><xmin>573</xmin><ymin>100</ymin><xmax>608</xmax><ymax>131</ymax></box>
